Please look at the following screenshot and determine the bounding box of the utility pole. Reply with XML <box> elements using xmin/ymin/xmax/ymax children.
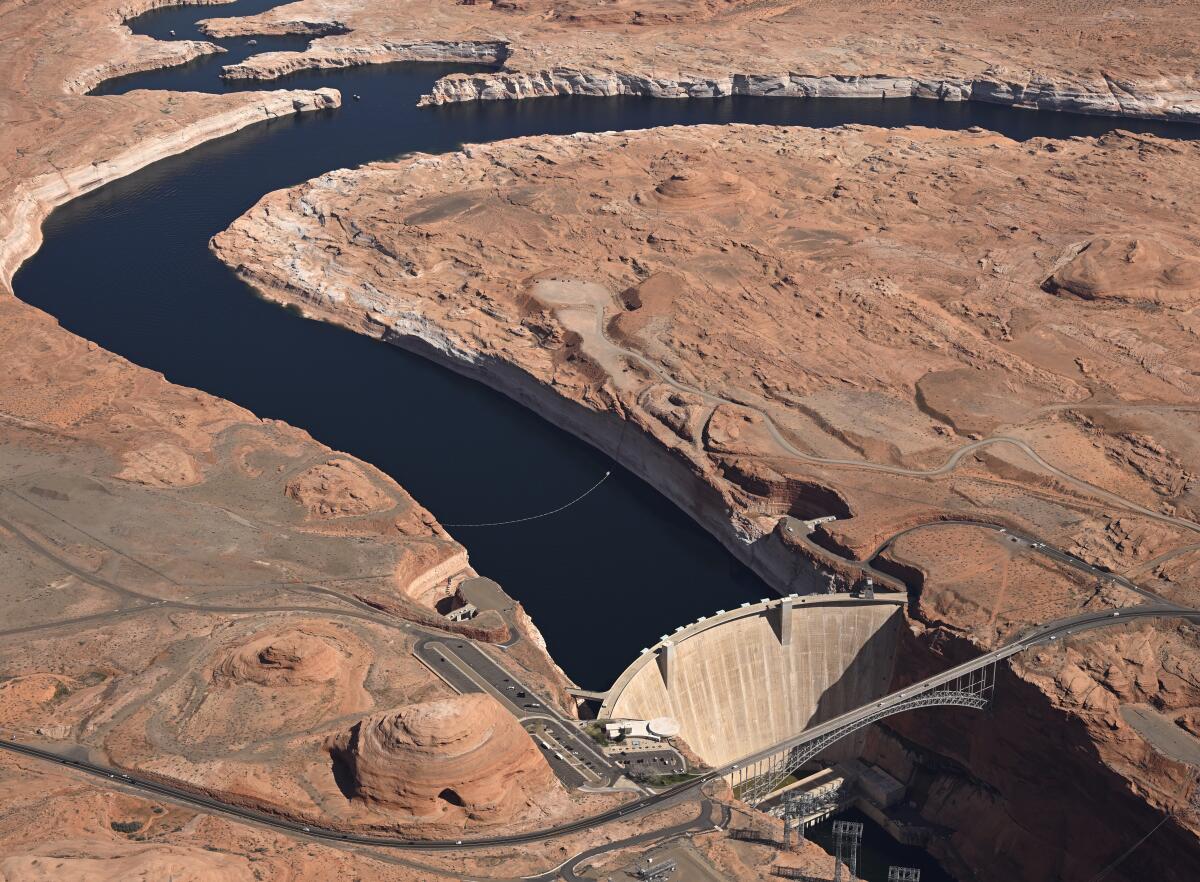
<box><xmin>832</xmin><ymin>820</ymin><xmax>863</xmax><ymax>882</ymax></box>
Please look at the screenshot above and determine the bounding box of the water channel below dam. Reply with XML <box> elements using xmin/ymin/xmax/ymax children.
<box><xmin>14</xmin><ymin>3</ymin><xmax>1200</xmax><ymax>877</ymax></box>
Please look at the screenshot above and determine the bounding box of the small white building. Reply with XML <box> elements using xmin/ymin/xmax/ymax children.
<box><xmin>604</xmin><ymin>717</ymin><xmax>680</xmax><ymax>742</ymax></box>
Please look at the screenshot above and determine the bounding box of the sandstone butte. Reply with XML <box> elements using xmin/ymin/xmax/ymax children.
<box><xmin>327</xmin><ymin>693</ymin><xmax>570</xmax><ymax>821</ymax></box>
<box><xmin>201</xmin><ymin>0</ymin><xmax>1200</xmax><ymax>123</ymax></box>
<box><xmin>0</xmin><ymin>0</ymin><xmax>849</xmax><ymax>876</ymax></box>
<box><xmin>1</xmin><ymin>0</ymin><xmax>1199</xmax><ymax>875</ymax></box>
<box><xmin>214</xmin><ymin>122</ymin><xmax>1200</xmax><ymax>880</ymax></box>
<box><xmin>0</xmin><ymin>0</ymin><xmax>645</xmax><ymax>878</ymax></box>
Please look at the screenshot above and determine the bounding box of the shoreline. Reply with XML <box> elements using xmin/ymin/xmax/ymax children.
<box><xmin>418</xmin><ymin>67</ymin><xmax>1200</xmax><ymax>126</ymax></box>
<box><xmin>226</xmin><ymin>270</ymin><xmax>898</xmax><ymax>621</ymax></box>
<box><xmin>199</xmin><ymin>35</ymin><xmax>1200</xmax><ymax>127</ymax></box>
<box><xmin>0</xmin><ymin>87</ymin><xmax>340</xmax><ymax>293</ymax></box>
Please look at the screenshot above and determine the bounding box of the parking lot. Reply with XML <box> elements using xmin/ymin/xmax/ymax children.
<box><xmin>414</xmin><ymin>636</ymin><xmax>624</xmax><ymax>787</ymax></box>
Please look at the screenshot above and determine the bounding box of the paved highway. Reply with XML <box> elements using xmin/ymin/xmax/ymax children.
<box><xmin>7</xmin><ymin>342</ymin><xmax>1199</xmax><ymax>868</ymax></box>
<box><xmin>414</xmin><ymin>636</ymin><xmax>628</xmax><ymax>788</ymax></box>
<box><xmin>542</xmin><ymin>800</ymin><xmax>729</xmax><ymax>882</ymax></box>
<box><xmin>5</xmin><ymin>601</ymin><xmax>1197</xmax><ymax>857</ymax></box>
<box><xmin>0</xmin><ymin>737</ymin><xmax>701</xmax><ymax>851</ymax></box>
<box><xmin>715</xmin><ymin>602</ymin><xmax>1200</xmax><ymax>776</ymax></box>
<box><xmin>579</xmin><ymin>302</ymin><xmax>1200</xmax><ymax>536</ymax></box>
<box><xmin>869</xmin><ymin>518</ymin><xmax>1170</xmax><ymax>605</ymax></box>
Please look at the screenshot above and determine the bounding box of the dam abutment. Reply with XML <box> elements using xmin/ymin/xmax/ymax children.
<box><xmin>601</xmin><ymin>593</ymin><xmax>908</xmax><ymax>770</ymax></box>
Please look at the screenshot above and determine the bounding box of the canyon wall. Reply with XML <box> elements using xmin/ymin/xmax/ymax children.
<box><xmin>1</xmin><ymin>88</ymin><xmax>339</xmax><ymax>291</ymax></box>
<box><xmin>418</xmin><ymin>67</ymin><xmax>1200</xmax><ymax>124</ymax></box>
<box><xmin>190</xmin><ymin>0</ymin><xmax>1200</xmax><ymax>125</ymax></box>
<box><xmin>211</xmin><ymin>123</ymin><xmax>1200</xmax><ymax>880</ymax></box>
<box><xmin>870</xmin><ymin>620</ymin><xmax>1200</xmax><ymax>882</ymax></box>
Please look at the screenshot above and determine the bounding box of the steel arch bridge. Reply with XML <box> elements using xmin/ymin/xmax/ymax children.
<box><xmin>730</xmin><ymin>664</ymin><xmax>996</xmax><ymax>806</ymax></box>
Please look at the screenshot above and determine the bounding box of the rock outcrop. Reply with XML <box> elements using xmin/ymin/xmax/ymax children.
<box><xmin>212</xmin><ymin>628</ymin><xmax>348</xmax><ymax>688</ymax></box>
<box><xmin>329</xmin><ymin>694</ymin><xmax>565</xmax><ymax>822</ymax></box>
<box><xmin>418</xmin><ymin>67</ymin><xmax>1200</xmax><ymax>124</ymax></box>
<box><xmin>285</xmin><ymin>458</ymin><xmax>394</xmax><ymax>518</ymax></box>
<box><xmin>1043</xmin><ymin>237</ymin><xmax>1200</xmax><ymax>305</ymax></box>
<box><xmin>195</xmin><ymin>0</ymin><xmax>1200</xmax><ymax>124</ymax></box>
<box><xmin>215</xmin><ymin>122</ymin><xmax>1200</xmax><ymax>878</ymax></box>
<box><xmin>220</xmin><ymin>40</ymin><xmax>504</xmax><ymax>80</ymax></box>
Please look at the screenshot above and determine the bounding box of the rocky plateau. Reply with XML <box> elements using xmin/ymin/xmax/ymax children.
<box><xmin>197</xmin><ymin>0</ymin><xmax>1200</xmax><ymax>123</ymax></box>
<box><xmin>214</xmin><ymin>121</ymin><xmax>1200</xmax><ymax>879</ymax></box>
<box><xmin>3</xmin><ymin>0</ymin><xmax>1200</xmax><ymax>875</ymax></box>
<box><xmin>0</xmin><ymin>0</ymin><xmax>634</xmax><ymax>875</ymax></box>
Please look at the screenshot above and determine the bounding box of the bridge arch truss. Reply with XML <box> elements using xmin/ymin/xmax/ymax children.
<box><xmin>730</xmin><ymin>663</ymin><xmax>996</xmax><ymax>807</ymax></box>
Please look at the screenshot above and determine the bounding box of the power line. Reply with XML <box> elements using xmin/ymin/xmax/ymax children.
<box><xmin>1088</xmin><ymin>813</ymin><xmax>1171</xmax><ymax>882</ymax></box>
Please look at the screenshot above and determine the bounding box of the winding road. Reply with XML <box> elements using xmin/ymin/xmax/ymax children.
<box><xmin>4</xmin><ymin>599</ymin><xmax>1197</xmax><ymax>860</ymax></box>
<box><xmin>4</xmin><ymin>374</ymin><xmax>1199</xmax><ymax>871</ymax></box>
<box><xmin>2</xmin><ymin>4</ymin><xmax>1198</xmax><ymax>875</ymax></box>
<box><xmin>577</xmin><ymin>292</ymin><xmax>1200</xmax><ymax>538</ymax></box>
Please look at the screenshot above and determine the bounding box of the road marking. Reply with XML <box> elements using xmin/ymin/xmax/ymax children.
<box><xmin>422</xmin><ymin>642</ymin><xmax>616</xmax><ymax>785</ymax></box>
<box><xmin>425</xmin><ymin>641</ymin><xmax>541</xmax><ymax>720</ymax></box>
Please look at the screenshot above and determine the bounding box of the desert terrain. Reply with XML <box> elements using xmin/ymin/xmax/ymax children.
<box><xmin>198</xmin><ymin>0</ymin><xmax>1200</xmax><ymax>122</ymax></box>
<box><xmin>0</xmin><ymin>0</ymin><xmax>841</xmax><ymax>874</ymax></box>
<box><xmin>2</xmin><ymin>0</ymin><xmax>1200</xmax><ymax>875</ymax></box>
<box><xmin>0</xmin><ymin>0</ymin><xmax>697</xmax><ymax>875</ymax></box>
<box><xmin>0</xmin><ymin>0</ymin><xmax>348</xmax><ymax>290</ymax></box>
<box><xmin>0</xmin><ymin>233</ymin><xmax>654</xmax><ymax>867</ymax></box>
<box><xmin>214</xmin><ymin>122</ymin><xmax>1200</xmax><ymax>878</ymax></box>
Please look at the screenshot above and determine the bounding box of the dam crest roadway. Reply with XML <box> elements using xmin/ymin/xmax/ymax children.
<box><xmin>6</xmin><ymin>0</ymin><xmax>1200</xmax><ymax>875</ymax></box>
<box><xmin>4</xmin><ymin>594</ymin><xmax>1199</xmax><ymax>850</ymax></box>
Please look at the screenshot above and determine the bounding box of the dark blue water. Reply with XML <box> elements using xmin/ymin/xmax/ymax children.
<box><xmin>21</xmin><ymin>5</ymin><xmax>1200</xmax><ymax>879</ymax></box>
<box><xmin>808</xmin><ymin>808</ymin><xmax>956</xmax><ymax>882</ymax></box>
<box><xmin>89</xmin><ymin>0</ymin><xmax>328</xmax><ymax>95</ymax></box>
<box><xmin>16</xmin><ymin>1</ymin><xmax>1200</xmax><ymax>695</ymax></box>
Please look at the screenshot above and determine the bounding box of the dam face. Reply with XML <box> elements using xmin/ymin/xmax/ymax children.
<box><xmin>601</xmin><ymin>594</ymin><xmax>907</xmax><ymax>767</ymax></box>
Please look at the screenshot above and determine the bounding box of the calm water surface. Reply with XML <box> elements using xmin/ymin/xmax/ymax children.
<box><xmin>15</xmin><ymin>7</ymin><xmax>1199</xmax><ymax>876</ymax></box>
<box><xmin>24</xmin><ymin>0</ymin><xmax>1199</xmax><ymax>697</ymax></box>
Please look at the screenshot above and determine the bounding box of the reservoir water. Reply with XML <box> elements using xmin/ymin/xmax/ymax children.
<box><xmin>43</xmin><ymin>8</ymin><xmax>1196</xmax><ymax>687</ymax></box>
<box><xmin>13</xmin><ymin>6</ymin><xmax>1199</xmax><ymax>877</ymax></box>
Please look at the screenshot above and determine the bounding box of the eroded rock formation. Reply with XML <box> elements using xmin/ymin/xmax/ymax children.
<box><xmin>285</xmin><ymin>458</ymin><xmax>395</xmax><ymax>518</ymax></box>
<box><xmin>215</xmin><ymin>122</ymin><xmax>1200</xmax><ymax>879</ymax></box>
<box><xmin>198</xmin><ymin>0</ymin><xmax>1200</xmax><ymax>123</ymax></box>
<box><xmin>0</xmin><ymin>0</ymin><xmax>590</xmax><ymax>867</ymax></box>
<box><xmin>329</xmin><ymin>694</ymin><xmax>566</xmax><ymax>821</ymax></box>
<box><xmin>1043</xmin><ymin>237</ymin><xmax>1200</xmax><ymax>305</ymax></box>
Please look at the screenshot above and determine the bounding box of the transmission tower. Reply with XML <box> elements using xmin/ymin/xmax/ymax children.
<box><xmin>832</xmin><ymin>820</ymin><xmax>863</xmax><ymax>882</ymax></box>
<box><xmin>888</xmin><ymin>868</ymin><xmax>921</xmax><ymax>882</ymax></box>
<box><xmin>781</xmin><ymin>788</ymin><xmax>835</xmax><ymax>850</ymax></box>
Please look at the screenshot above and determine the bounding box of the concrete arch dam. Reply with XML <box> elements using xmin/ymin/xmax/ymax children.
<box><xmin>600</xmin><ymin>593</ymin><xmax>908</xmax><ymax>768</ymax></box>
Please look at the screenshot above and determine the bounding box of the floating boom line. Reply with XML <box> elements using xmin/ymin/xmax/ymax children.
<box><xmin>441</xmin><ymin>471</ymin><xmax>612</xmax><ymax>528</ymax></box>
